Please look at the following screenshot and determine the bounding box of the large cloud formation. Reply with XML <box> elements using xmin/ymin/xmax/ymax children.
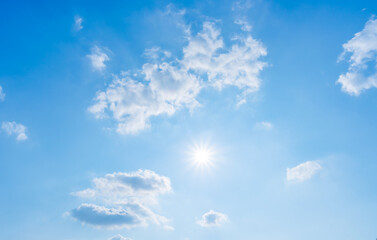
<box><xmin>89</xmin><ymin>18</ymin><xmax>267</xmax><ymax>134</ymax></box>
<box><xmin>337</xmin><ymin>17</ymin><xmax>377</xmax><ymax>95</ymax></box>
<box><xmin>70</xmin><ymin>170</ymin><xmax>172</xmax><ymax>229</ymax></box>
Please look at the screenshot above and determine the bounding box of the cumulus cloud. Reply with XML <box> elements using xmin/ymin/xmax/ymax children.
<box><xmin>0</xmin><ymin>85</ymin><xmax>5</xmax><ymax>101</ymax></box>
<box><xmin>197</xmin><ymin>210</ymin><xmax>228</xmax><ymax>227</ymax></box>
<box><xmin>71</xmin><ymin>170</ymin><xmax>172</xmax><ymax>230</ymax></box>
<box><xmin>74</xmin><ymin>15</ymin><xmax>83</xmax><ymax>32</ymax></box>
<box><xmin>73</xmin><ymin>169</ymin><xmax>172</xmax><ymax>204</ymax></box>
<box><xmin>89</xmin><ymin>19</ymin><xmax>267</xmax><ymax>134</ymax></box>
<box><xmin>87</xmin><ymin>46</ymin><xmax>110</xmax><ymax>71</ymax></box>
<box><xmin>1</xmin><ymin>121</ymin><xmax>27</xmax><ymax>141</ymax></box>
<box><xmin>286</xmin><ymin>161</ymin><xmax>322</xmax><ymax>183</ymax></box>
<box><xmin>71</xmin><ymin>204</ymin><xmax>142</xmax><ymax>229</ymax></box>
<box><xmin>108</xmin><ymin>234</ymin><xmax>132</xmax><ymax>240</ymax></box>
<box><xmin>337</xmin><ymin>17</ymin><xmax>377</xmax><ymax>95</ymax></box>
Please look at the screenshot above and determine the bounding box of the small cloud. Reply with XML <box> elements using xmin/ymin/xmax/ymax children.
<box><xmin>70</xmin><ymin>170</ymin><xmax>172</xmax><ymax>230</ymax></box>
<box><xmin>197</xmin><ymin>210</ymin><xmax>228</xmax><ymax>227</ymax></box>
<box><xmin>1</xmin><ymin>121</ymin><xmax>28</xmax><ymax>141</ymax></box>
<box><xmin>286</xmin><ymin>161</ymin><xmax>322</xmax><ymax>183</ymax></box>
<box><xmin>254</xmin><ymin>121</ymin><xmax>273</xmax><ymax>130</ymax></box>
<box><xmin>72</xmin><ymin>169</ymin><xmax>172</xmax><ymax>204</ymax></box>
<box><xmin>234</xmin><ymin>18</ymin><xmax>252</xmax><ymax>32</ymax></box>
<box><xmin>74</xmin><ymin>15</ymin><xmax>83</xmax><ymax>32</ymax></box>
<box><xmin>232</xmin><ymin>0</ymin><xmax>253</xmax><ymax>11</ymax></box>
<box><xmin>143</xmin><ymin>47</ymin><xmax>171</xmax><ymax>60</ymax></box>
<box><xmin>108</xmin><ymin>234</ymin><xmax>132</xmax><ymax>240</ymax></box>
<box><xmin>71</xmin><ymin>204</ymin><xmax>142</xmax><ymax>229</ymax></box>
<box><xmin>87</xmin><ymin>46</ymin><xmax>110</xmax><ymax>71</ymax></box>
<box><xmin>0</xmin><ymin>85</ymin><xmax>5</xmax><ymax>101</ymax></box>
<box><xmin>163</xmin><ymin>225</ymin><xmax>175</xmax><ymax>231</ymax></box>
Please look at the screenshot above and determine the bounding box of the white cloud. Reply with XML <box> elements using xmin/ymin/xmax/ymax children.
<box><xmin>0</xmin><ymin>85</ymin><xmax>5</xmax><ymax>101</ymax></box>
<box><xmin>197</xmin><ymin>210</ymin><xmax>228</xmax><ymax>227</ymax></box>
<box><xmin>286</xmin><ymin>161</ymin><xmax>322</xmax><ymax>183</ymax></box>
<box><xmin>74</xmin><ymin>15</ymin><xmax>83</xmax><ymax>32</ymax></box>
<box><xmin>89</xmin><ymin>19</ymin><xmax>267</xmax><ymax>134</ymax></box>
<box><xmin>71</xmin><ymin>204</ymin><xmax>142</xmax><ymax>229</ymax></box>
<box><xmin>108</xmin><ymin>234</ymin><xmax>132</xmax><ymax>240</ymax></box>
<box><xmin>234</xmin><ymin>18</ymin><xmax>252</xmax><ymax>32</ymax></box>
<box><xmin>71</xmin><ymin>170</ymin><xmax>173</xmax><ymax>230</ymax></box>
<box><xmin>87</xmin><ymin>46</ymin><xmax>110</xmax><ymax>71</ymax></box>
<box><xmin>254</xmin><ymin>121</ymin><xmax>273</xmax><ymax>130</ymax></box>
<box><xmin>72</xmin><ymin>169</ymin><xmax>172</xmax><ymax>204</ymax></box>
<box><xmin>1</xmin><ymin>121</ymin><xmax>27</xmax><ymax>141</ymax></box>
<box><xmin>337</xmin><ymin>17</ymin><xmax>377</xmax><ymax>95</ymax></box>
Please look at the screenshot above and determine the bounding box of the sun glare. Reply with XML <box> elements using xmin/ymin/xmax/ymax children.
<box><xmin>189</xmin><ymin>143</ymin><xmax>216</xmax><ymax>170</ymax></box>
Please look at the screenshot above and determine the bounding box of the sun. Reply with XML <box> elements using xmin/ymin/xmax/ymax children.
<box><xmin>189</xmin><ymin>143</ymin><xmax>216</xmax><ymax>169</ymax></box>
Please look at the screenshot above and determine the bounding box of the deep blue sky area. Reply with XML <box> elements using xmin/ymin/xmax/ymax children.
<box><xmin>1</xmin><ymin>1</ymin><xmax>377</xmax><ymax>240</ymax></box>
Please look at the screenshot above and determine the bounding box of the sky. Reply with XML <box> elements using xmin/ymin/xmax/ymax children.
<box><xmin>1</xmin><ymin>0</ymin><xmax>377</xmax><ymax>239</ymax></box>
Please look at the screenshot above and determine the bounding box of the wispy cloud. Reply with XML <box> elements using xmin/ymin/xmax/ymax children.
<box><xmin>234</xmin><ymin>18</ymin><xmax>252</xmax><ymax>32</ymax></box>
<box><xmin>286</xmin><ymin>161</ymin><xmax>322</xmax><ymax>183</ymax></box>
<box><xmin>1</xmin><ymin>121</ymin><xmax>27</xmax><ymax>141</ymax></box>
<box><xmin>0</xmin><ymin>85</ymin><xmax>5</xmax><ymax>101</ymax></box>
<box><xmin>337</xmin><ymin>17</ymin><xmax>377</xmax><ymax>95</ymax></box>
<box><xmin>70</xmin><ymin>170</ymin><xmax>172</xmax><ymax>230</ymax></box>
<box><xmin>254</xmin><ymin>121</ymin><xmax>273</xmax><ymax>130</ymax></box>
<box><xmin>197</xmin><ymin>210</ymin><xmax>228</xmax><ymax>227</ymax></box>
<box><xmin>74</xmin><ymin>15</ymin><xmax>83</xmax><ymax>32</ymax></box>
<box><xmin>108</xmin><ymin>234</ymin><xmax>132</xmax><ymax>240</ymax></box>
<box><xmin>87</xmin><ymin>46</ymin><xmax>110</xmax><ymax>71</ymax></box>
<box><xmin>89</xmin><ymin>14</ymin><xmax>267</xmax><ymax>134</ymax></box>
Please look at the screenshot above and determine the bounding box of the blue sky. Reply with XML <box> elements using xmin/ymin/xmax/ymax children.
<box><xmin>1</xmin><ymin>0</ymin><xmax>377</xmax><ymax>239</ymax></box>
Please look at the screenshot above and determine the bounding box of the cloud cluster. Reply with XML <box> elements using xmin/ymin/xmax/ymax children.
<box><xmin>1</xmin><ymin>121</ymin><xmax>28</xmax><ymax>141</ymax></box>
<box><xmin>337</xmin><ymin>17</ymin><xmax>377</xmax><ymax>95</ymax></box>
<box><xmin>89</xmin><ymin>20</ymin><xmax>267</xmax><ymax>134</ymax></box>
<box><xmin>87</xmin><ymin>46</ymin><xmax>110</xmax><ymax>71</ymax></box>
<box><xmin>0</xmin><ymin>85</ymin><xmax>5</xmax><ymax>101</ymax></box>
<box><xmin>71</xmin><ymin>170</ymin><xmax>172</xmax><ymax>230</ymax></box>
<box><xmin>286</xmin><ymin>161</ymin><xmax>322</xmax><ymax>183</ymax></box>
<box><xmin>197</xmin><ymin>210</ymin><xmax>228</xmax><ymax>227</ymax></box>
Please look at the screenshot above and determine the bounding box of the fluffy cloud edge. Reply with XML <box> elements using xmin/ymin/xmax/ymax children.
<box><xmin>286</xmin><ymin>160</ymin><xmax>322</xmax><ymax>183</ymax></box>
<box><xmin>87</xmin><ymin>46</ymin><xmax>110</xmax><ymax>71</ymax></box>
<box><xmin>70</xmin><ymin>170</ymin><xmax>173</xmax><ymax>230</ymax></box>
<box><xmin>197</xmin><ymin>210</ymin><xmax>228</xmax><ymax>227</ymax></box>
<box><xmin>1</xmin><ymin>121</ymin><xmax>28</xmax><ymax>141</ymax></box>
<box><xmin>337</xmin><ymin>17</ymin><xmax>377</xmax><ymax>95</ymax></box>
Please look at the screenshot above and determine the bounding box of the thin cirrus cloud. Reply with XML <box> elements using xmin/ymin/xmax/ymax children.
<box><xmin>254</xmin><ymin>121</ymin><xmax>273</xmax><ymax>130</ymax></box>
<box><xmin>337</xmin><ymin>17</ymin><xmax>377</xmax><ymax>95</ymax></box>
<box><xmin>70</xmin><ymin>170</ymin><xmax>173</xmax><ymax>230</ymax></box>
<box><xmin>74</xmin><ymin>15</ymin><xmax>83</xmax><ymax>32</ymax></box>
<box><xmin>0</xmin><ymin>85</ymin><xmax>5</xmax><ymax>101</ymax></box>
<box><xmin>87</xmin><ymin>46</ymin><xmax>110</xmax><ymax>71</ymax></box>
<box><xmin>197</xmin><ymin>210</ymin><xmax>228</xmax><ymax>227</ymax></box>
<box><xmin>89</xmin><ymin>16</ymin><xmax>267</xmax><ymax>135</ymax></box>
<box><xmin>108</xmin><ymin>234</ymin><xmax>133</xmax><ymax>240</ymax></box>
<box><xmin>286</xmin><ymin>161</ymin><xmax>322</xmax><ymax>183</ymax></box>
<box><xmin>1</xmin><ymin>121</ymin><xmax>28</xmax><ymax>141</ymax></box>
